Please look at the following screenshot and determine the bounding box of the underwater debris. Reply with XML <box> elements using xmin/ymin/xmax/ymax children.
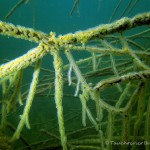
<box><xmin>5</xmin><ymin>0</ymin><xmax>30</xmax><ymax>20</ymax></box>
<box><xmin>0</xmin><ymin>5</ymin><xmax>150</xmax><ymax>150</ymax></box>
<box><xmin>0</xmin><ymin>12</ymin><xmax>150</xmax><ymax>79</ymax></box>
<box><xmin>69</xmin><ymin>0</ymin><xmax>80</xmax><ymax>16</ymax></box>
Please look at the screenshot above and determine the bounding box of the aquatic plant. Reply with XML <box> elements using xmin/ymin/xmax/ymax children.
<box><xmin>0</xmin><ymin>1</ymin><xmax>150</xmax><ymax>150</ymax></box>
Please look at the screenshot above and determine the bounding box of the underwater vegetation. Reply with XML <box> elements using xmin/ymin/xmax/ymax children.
<box><xmin>0</xmin><ymin>0</ymin><xmax>150</xmax><ymax>150</ymax></box>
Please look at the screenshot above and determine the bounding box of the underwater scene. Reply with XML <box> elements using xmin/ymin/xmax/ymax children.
<box><xmin>0</xmin><ymin>0</ymin><xmax>150</xmax><ymax>150</ymax></box>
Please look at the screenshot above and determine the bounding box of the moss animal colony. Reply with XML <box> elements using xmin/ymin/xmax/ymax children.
<box><xmin>0</xmin><ymin>12</ymin><xmax>150</xmax><ymax>150</ymax></box>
